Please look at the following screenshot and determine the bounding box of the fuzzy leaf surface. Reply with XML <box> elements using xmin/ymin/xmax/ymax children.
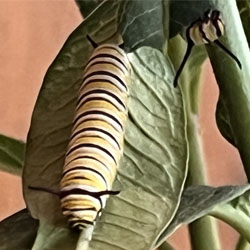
<box><xmin>76</xmin><ymin>0</ymin><xmax>165</xmax><ymax>51</ymax></box>
<box><xmin>75</xmin><ymin>0</ymin><xmax>102</xmax><ymax>18</ymax></box>
<box><xmin>237</xmin><ymin>0</ymin><xmax>250</xmax><ymax>46</ymax></box>
<box><xmin>0</xmin><ymin>134</ymin><xmax>25</xmax><ymax>175</ymax></box>
<box><xmin>155</xmin><ymin>184</ymin><xmax>250</xmax><ymax>248</ymax></box>
<box><xmin>23</xmin><ymin>2</ymin><xmax>186</xmax><ymax>249</ymax></box>
<box><xmin>0</xmin><ymin>209</ymin><xmax>38</xmax><ymax>250</ymax></box>
<box><xmin>205</xmin><ymin>0</ymin><xmax>250</xmax><ymax>179</ymax></box>
<box><xmin>88</xmin><ymin>47</ymin><xmax>187</xmax><ymax>250</ymax></box>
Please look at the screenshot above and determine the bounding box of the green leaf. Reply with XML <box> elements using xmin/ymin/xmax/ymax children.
<box><xmin>77</xmin><ymin>0</ymin><xmax>166</xmax><ymax>51</ymax></box>
<box><xmin>31</xmin><ymin>222</ymin><xmax>79</xmax><ymax>250</ymax></box>
<box><xmin>209</xmin><ymin>189</ymin><xmax>250</xmax><ymax>243</ymax></box>
<box><xmin>75</xmin><ymin>0</ymin><xmax>168</xmax><ymax>49</ymax></box>
<box><xmin>75</xmin><ymin>0</ymin><xmax>103</xmax><ymax>18</ymax></box>
<box><xmin>24</xmin><ymin>0</ymin><xmax>127</xmax><ymax>230</ymax></box>
<box><xmin>23</xmin><ymin>3</ymin><xmax>187</xmax><ymax>248</ymax></box>
<box><xmin>216</xmin><ymin>97</ymin><xmax>236</xmax><ymax>147</ymax></box>
<box><xmin>0</xmin><ymin>209</ymin><xmax>38</xmax><ymax>250</ymax></box>
<box><xmin>88</xmin><ymin>47</ymin><xmax>187</xmax><ymax>250</ymax></box>
<box><xmin>0</xmin><ymin>134</ymin><xmax>25</xmax><ymax>175</ymax></box>
<box><xmin>118</xmin><ymin>0</ymin><xmax>165</xmax><ymax>51</ymax></box>
<box><xmin>205</xmin><ymin>0</ymin><xmax>250</xmax><ymax>179</ymax></box>
<box><xmin>24</xmin><ymin>45</ymin><xmax>188</xmax><ymax>249</ymax></box>
<box><xmin>155</xmin><ymin>185</ymin><xmax>250</xmax><ymax>248</ymax></box>
<box><xmin>237</xmin><ymin>0</ymin><xmax>250</xmax><ymax>46</ymax></box>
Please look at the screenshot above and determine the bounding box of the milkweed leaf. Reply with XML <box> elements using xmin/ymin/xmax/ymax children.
<box><xmin>75</xmin><ymin>0</ymin><xmax>103</xmax><ymax>18</ymax></box>
<box><xmin>205</xmin><ymin>0</ymin><xmax>250</xmax><ymax>179</ymax></box>
<box><xmin>88</xmin><ymin>47</ymin><xmax>187</xmax><ymax>250</ymax></box>
<box><xmin>0</xmin><ymin>134</ymin><xmax>25</xmax><ymax>176</ymax></box>
<box><xmin>118</xmin><ymin>0</ymin><xmax>165</xmax><ymax>51</ymax></box>
<box><xmin>237</xmin><ymin>0</ymin><xmax>250</xmax><ymax>46</ymax></box>
<box><xmin>217</xmin><ymin>0</ymin><xmax>250</xmax><ymax>145</ymax></box>
<box><xmin>31</xmin><ymin>223</ymin><xmax>79</xmax><ymax>250</ymax></box>
<box><xmin>75</xmin><ymin>0</ymin><xmax>165</xmax><ymax>51</ymax></box>
<box><xmin>0</xmin><ymin>209</ymin><xmax>38</xmax><ymax>250</ymax></box>
<box><xmin>154</xmin><ymin>184</ymin><xmax>250</xmax><ymax>248</ymax></box>
<box><xmin>23</xmin><ymin>2</ymin><xmax>187</xmax><ymax>250</ymax></box>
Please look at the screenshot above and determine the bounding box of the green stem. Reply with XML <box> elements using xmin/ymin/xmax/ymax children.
<box><xmin>210</xmin><ymin>204</ymin><xmax>250</xmax><ymax>243</ymax></box>
<box><xmin>157</xmin><ymin>241</ymin><xmax>176</xmax><ymax>250</ymax></box>
<box><xmin>236</xmin><ymin>236</ymin><xmax>250</xmax><ymax>250</ymax></box>
<box><xmin>186</xmin><ymin>103</ymin><xmax>221</xmax><ymax>250</ymax></box>
<box><xmin>76</xmin><ymin>226</ymin><xmax>94</xmax><ymax>250</ymax></box>
<box><xmin>189</xmin><ymin>217</ymin><xmax>221</xmax><ymax>250</ymax></box>
<box><xmin>168</xmin><ymin>36</ymin><xmax>221</xmax><ymax>250</ymax></box>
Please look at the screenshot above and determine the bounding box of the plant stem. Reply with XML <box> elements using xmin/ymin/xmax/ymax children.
<box><xmin>189</xmin><ymin>217</ymin><xmax>220</xmax><ymax>250</ymax></box>
<box><xmin>210</xmin><ymin>204</ymin><xmax>250</xmax><ymax>243</ymax></box>
<box><xmin>186</xmin><ymin>105</ymin><xmax>221</xmax><ymax>250</ymax></box>
<box><xmin>158</xmin><ymin>241</ymin><xmax>176</xmax><ymax>250</ymax></box>
<box><xmin>236</xmin><ymin>236</ymin><xmax>250</xmax><ymax>250</ymax></box>
<box><xmin>168</xmin><ymin>36</ymin><xmax>221</xmax><ymax>250</ymax></box>
<box><xmin>76</xmin><ymin>226</ymin><xmax>94</xmax><ymax>250</ymax></box>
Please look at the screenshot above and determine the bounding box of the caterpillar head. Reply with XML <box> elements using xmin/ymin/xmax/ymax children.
<box><xmin>189</xmin><ymin>9</ymin><xmax>225</xmax><ymax>45</ymax></box>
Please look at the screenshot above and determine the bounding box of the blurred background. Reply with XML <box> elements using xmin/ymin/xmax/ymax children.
<box><xmin>0</xmin><ymin>1</ymin><xmax>246</xmax><ymax>249</ymax></box>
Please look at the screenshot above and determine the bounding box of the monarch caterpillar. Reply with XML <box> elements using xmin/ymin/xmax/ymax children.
<box><xmin>29</xmin><ymin>36</ymin><xmax>130</xmax><ymax>230</ymax></box>
<box><xmin>174</xmin><ymin>9</ymin><xmax>242</xmax><ymax>87</ymax></box>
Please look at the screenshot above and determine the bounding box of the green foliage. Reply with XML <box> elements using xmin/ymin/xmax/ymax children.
<box><xmin>206</xmin><ymin>0</ymin><xmax>250</xmax><ymax>180</ymax></box>
<box><xmin>31</xmin><ymin>223</ymin><xmax>79</xmax><ymax>250</ymax></box>
<box><xmin>22</xmin><ymin>1</ymin><xmax>186</xmax><ymax>249</ymax></box>
<box><xmin>75</xmin><ymin>0</ymin><xmax>102</xmax><ymax>18</ymax></box>
<box><xmin>210</xmin><ymin>189</ymin><xmax>250</xmax><ymax>242</ymax></box>
<box><xmin>88</xmin><ymin>47</ymin><xmax>187</xmax><ymax>250</ymax></box>
<box><xmin>75</xmin><ymin>0</ymin><xmax>165</xmax><ymax>51</ymax></box>
<box><xmin>0</xmin><ymin>134</ymin><xmax>25</xmax><ymax>175</ymax></box>
<box><xmin>0</xmin><ymin>209</ymin><xmax>38</xmax><ymax>250</ymax></box>
<box><xmin>237</xmin><ymin>0</ymin><xmax>250</xmax><ymax>46</ymax></box>
<box><xmin>156</xmin><ymin>185</ymin><xmax>250</xmax><ymax>247</ymax></box>
<box><xmin>1</xmin><ymin>0</ymin><xmax>250</xmax><ymax>249</ymax></box>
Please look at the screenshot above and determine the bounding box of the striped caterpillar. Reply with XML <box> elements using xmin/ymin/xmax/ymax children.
<box><xmin>174</xmin><ymin>9</ymin><xmax>241</xmax><ymax>87</ymax></box>
<box><xmin>29</xmin><ymin>36</ymin><xmax>130</xmax><ymax>230</ymax></box>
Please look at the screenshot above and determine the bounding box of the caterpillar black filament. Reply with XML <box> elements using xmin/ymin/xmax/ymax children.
<box><xmin>174</xmin><ymin>9</ymin><xmax>241</xmax><ymax>87</ymax></box>
<box><xmin>29</xmin><ymin>38</ymin><xmax>130</xmax><ymax>230</ymax></box>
